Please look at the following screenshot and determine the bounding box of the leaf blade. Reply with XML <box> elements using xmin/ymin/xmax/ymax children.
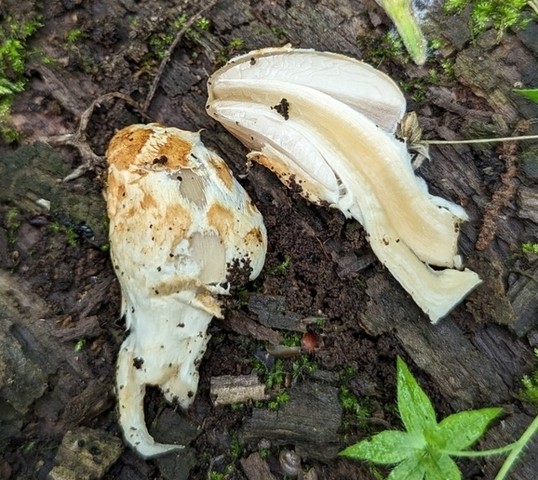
<box><xmin>514</xmin><ymin>88</ymin><xmax>538</xmax><ymax>103</ymax></box>
<box><xmin>423</xmin><ymin>453</ymin><xmax>461</xmax><ymax>480</ymax></box>
<box><xmin>339</xmin><ymin>430</ymin><xmax>423</xmax><ymax>464</ymax></box>
<box><xmin>437</xmin><ymin>407</ymin><xmax>503</xmax><ymax>451</ymax></box>
<box><xmin>397</xmin><ymin>357</ymin><xmax>437</xmax><ymax>434</ymax></box>
<box><xmin>387</xmin><ymin>455</ymin><xmax>426</xmax><ymax>480</ymax></box>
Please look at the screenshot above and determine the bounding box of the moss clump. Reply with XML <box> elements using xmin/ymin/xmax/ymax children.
<box><xmin>0</xmin><ymin>13</ymin><xmax>42</xmax><ymax>142</ymax></box>
<box><xmin>444</xmin><ymin>0</ymin><xmax>534</xmax><ymax>36</ymax></box>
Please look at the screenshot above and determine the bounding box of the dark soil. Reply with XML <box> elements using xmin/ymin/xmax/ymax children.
<box><xmin>1</xmin><ymin>1</ymin><xmax>537</xmax><ymax>479</ymax></box>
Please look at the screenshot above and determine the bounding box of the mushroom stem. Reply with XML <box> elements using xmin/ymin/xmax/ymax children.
<box><xmin>116</xmin><ymin>335</ymin><xmax>184</xmax><ymax>458</ymax></box>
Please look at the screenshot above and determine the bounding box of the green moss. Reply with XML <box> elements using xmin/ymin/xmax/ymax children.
<box><xmin>0</xmin><ymin>13</ymin><xmax>43</xmax><ymax>142</ymax></box>
<box><xmin>444</xmin><ymin>0</ymin><xmax>533</xmax><ymax>36</ymax></box>
<box><xmin>521</xmin><ymin>242</ymin><xmax>538</xmax><ymax>254</ymax></box>
<box><xmin>5</xmin><ymin>207</ymin><xmax>21</xmax><ymax>243</ymax></box>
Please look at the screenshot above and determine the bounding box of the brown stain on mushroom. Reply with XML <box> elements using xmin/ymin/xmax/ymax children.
<box><xmin>157</xmin><ymin>133</ymin><xmax>192</xmax><ymax>169</ymax></box>
<box><xmin>141</xmin><ymin>191</ymin><xmax>158</xmax><ymax>210</ymax></box>
<box><xmin>105</xmin><ymin>170</ymin><xmax>126</xmax><ymax>217</ymax></box>
<box><xmin>106</xmin><ymin>126</ymin><xmax>152</xmax><ymax>170</ymax></box>
<box><xmin>207</xmin><ymin>153</ymin><xmax>234</xmax><ymax>190</ymax></box>
<box><xmin>245</xmin><ymin>226</ymin><xmax>264</xmax><ymax>246</ymax></box>
<box><xmin>163</xmin><ymin>203</ymin><xmax>193</xmax><ymax>238</ymax></box>
<box><xmin>207</xmin><ymin>203</ymin><xmax>235</xmax><ymax>237</ymax></box>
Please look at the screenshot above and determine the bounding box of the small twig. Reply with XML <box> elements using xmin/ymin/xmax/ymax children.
<box><xmin>510</xmin><ymin>269</ymin><xmax>538</xmax><ymax>283</ymax></box>
<box><xmin>43</xmin><ymin>92</ymin><xmax>149</xmax><ymax>181</ymax></box>
<box><xmin>421</xmin><ymin>134</ymin><xmax>538</xmax><ymax>145</ymax></box>
<box><xmin>143</xmin><ymin>0</ymin><xmax>219</xmax><ymax>112</ymax></box>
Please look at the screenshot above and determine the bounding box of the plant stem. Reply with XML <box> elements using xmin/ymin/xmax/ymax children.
<box><xmin>375</xmin><ymin>0</ymin><xmax>427</xmax><ymax>65</ymax></box>
<box><xmin>440</xmin><ymin>443</ymin><xmax>517</xmax><ymax>458</ymax></box>
<box><xmin>421</xmin><ymin>134</ymin><xmax>538</xmax><ymax>145</ymax></box>
<box><xmin>494</xmin><ymin>414</ymin><xmax>538</xmax><ymax>480</ymax></box>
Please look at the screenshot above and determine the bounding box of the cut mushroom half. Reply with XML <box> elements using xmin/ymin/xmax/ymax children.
<box><xmin>105</xmin><ymin>124</ymin><xmax>267</xmax><ymax>457</ymax></box>
<box><xmin>209</xmin><ymin>44</ymin><xmax>406</xmax><ymax>133</ymax></box>
<box><xmin>206</xmin><ymin>47</ymin><xmax>481</xmax><ymax>323</ymax></box>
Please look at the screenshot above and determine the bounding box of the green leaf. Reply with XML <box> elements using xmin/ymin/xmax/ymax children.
<box><xmin>388</xmin><ymin>455</ymin><xmax>426</xmax><ymax>480</ymax></box>
<box><xmin>340</xmin><ymin>430</ymin><xmax>424</xmax><ymax>464</ymax></box>
<box><xmin>397</xmin><ymin>357</ymin><xmax>437</xmax><ymax>433</ymax></box>
<box><xmin>423</xmin><ymin>452</ymin><xmax>461</xmax><ymax>480</ymax></box>
<box><xmin>514</xmin><ymin>89</ymin><xmax>538</xmax><ymax>103</ymax></box>
<box><xmin>437</xmin><ymin>407</ymin><xmax>503</xmax><ymax>451</ymax></box>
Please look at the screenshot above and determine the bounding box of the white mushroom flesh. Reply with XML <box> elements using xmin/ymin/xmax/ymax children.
<box><xmin>105</xmin><ymin>123</ymin><xmax>267</xmax><ymax>457</ymax></box>
<box><xmin>210</xmin><ymin>45</ymin><xmax>406</xmax><ymax>132</ymax></box>
<box><xmin>206</xmin><ymin>48</ymin><xmax>481</xmax><ymax>323</ymax></box>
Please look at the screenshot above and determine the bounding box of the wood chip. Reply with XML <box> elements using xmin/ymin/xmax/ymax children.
<box><xmin>210</xmin><ymin>374</ymin><xmax>267</xmax><ymax>406</ymax></box>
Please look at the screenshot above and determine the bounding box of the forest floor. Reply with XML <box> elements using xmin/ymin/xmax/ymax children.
<box><xmin>0</xmin><ymin>1</ymin><xmax>537</xmax><ymax>479</ymax></box>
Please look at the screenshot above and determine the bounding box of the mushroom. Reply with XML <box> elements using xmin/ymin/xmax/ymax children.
<box><xmin>105</xmin><ymin>123</ymin><xmax>267</xmax><ymax>457</ymax></box>
<box><xmin>206</xmin><ymin>47</ymin><xmax>481</xmax><ymax>322</ymax></box>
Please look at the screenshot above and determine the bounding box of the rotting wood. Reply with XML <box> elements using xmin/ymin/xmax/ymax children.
<box><xmin>210</xmin><ymin>374</ymin><xmax>268</xmax><ymax>406</ymax></box>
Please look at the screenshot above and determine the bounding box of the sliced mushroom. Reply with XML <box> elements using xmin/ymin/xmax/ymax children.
<box><xmin>210</xmin><ymin>45</ymin><xmax>406</xmax><ymax>133</ymax></box>
<box><xmin>206</xmin><ymin>48</ymin><xmax>481</xmax><ymax>322</ymax></box>
<box><xmin>105</xmin><ymin>123</ymin><xmax>267</xmax><ymax>457</ymax></box>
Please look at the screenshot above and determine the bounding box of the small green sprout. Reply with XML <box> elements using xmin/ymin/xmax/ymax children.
<box><xmin>74</xmin><ymin>338</ymin><xmax>86</xmax><ymax>352</ymax></box>
<box><xmin>268</xmin><ymin>390</ymin><xmax>290</xmax><ymax>410</ymax></box>
<box><xmin>340</xmin><ymin>357</ymin><xmax>538</xmax><ymax>480</ymax></box>
<box><xmin>65</xmin><ymin>27</ymin><xmax>84</xmax><ymax>45</ymax></box>
<box><xmin>270</xmin><ymin>256</ymin><xmax>291</xmax><ymax>276</ymax></box>
<box><xmin>375</xmin><ymin>0</ymin><xmax>427</xmax><ymax>65</ymax></box>
<box><xmin>520</xmin><ymin>348</ymin><xmax>538</xmax><ymax>406</ymax></box>
<box><xmin>196</xmin><ymin>17</ymin><xmax>210</xmax><ymax>31</ymax></box>
<box><xmin>171</xmin><ymin>14</ymin><xmax>187</xmax><ymax>30</ymax></box>
<box><xmin>228</xmin><ymin>37</ymin><xmax>245</xmax><ymax>50</ymax></box>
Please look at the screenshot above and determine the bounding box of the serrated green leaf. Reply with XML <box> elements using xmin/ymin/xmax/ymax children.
<box><xmin>388</xmin><ymin>455</ymin><xmax>426</xmax><ymax>480</ymax></box>
<box><xmin>437</xmin><ymin>407</ymin><xmax>502</xmax><ymax>451</ymax></box>
<box><xmin>514</xmin><ymin>88</ymin><xmax>538</xmax><ymax>103</ymax></box>
<box><xmin>397</xmin><ymin>357</ymin><xmax>437</xmax><ymax>434</ymax></box>
<box><xmin>339</xmin><ymin>430</ymin><xmax>424</xmax><ymax>464</ymax></box>
<box><xmin>423</xmin><ymin>453</ymin><xmax>461</xmax><ymax>480</ymax></box>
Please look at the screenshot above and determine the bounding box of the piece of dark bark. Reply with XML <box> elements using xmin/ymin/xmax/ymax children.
<box><xmin>61</xmin><ymin>380</ymin><xmax>114</xmax><ymax>428</ymax></box>
<box><xmin>221</xmin><ymin>310</ymin><xmax>283</xmax><ymax>346</ymax></box>
<box><xmin>248</xmin><ymin>294</ymin><xmax>307</xmax><ymax>332</ymax></box>
<box><xmin>241</xmin><ymin>381</ymin><xmax>342</xmax><ymax>462</ymax></box>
